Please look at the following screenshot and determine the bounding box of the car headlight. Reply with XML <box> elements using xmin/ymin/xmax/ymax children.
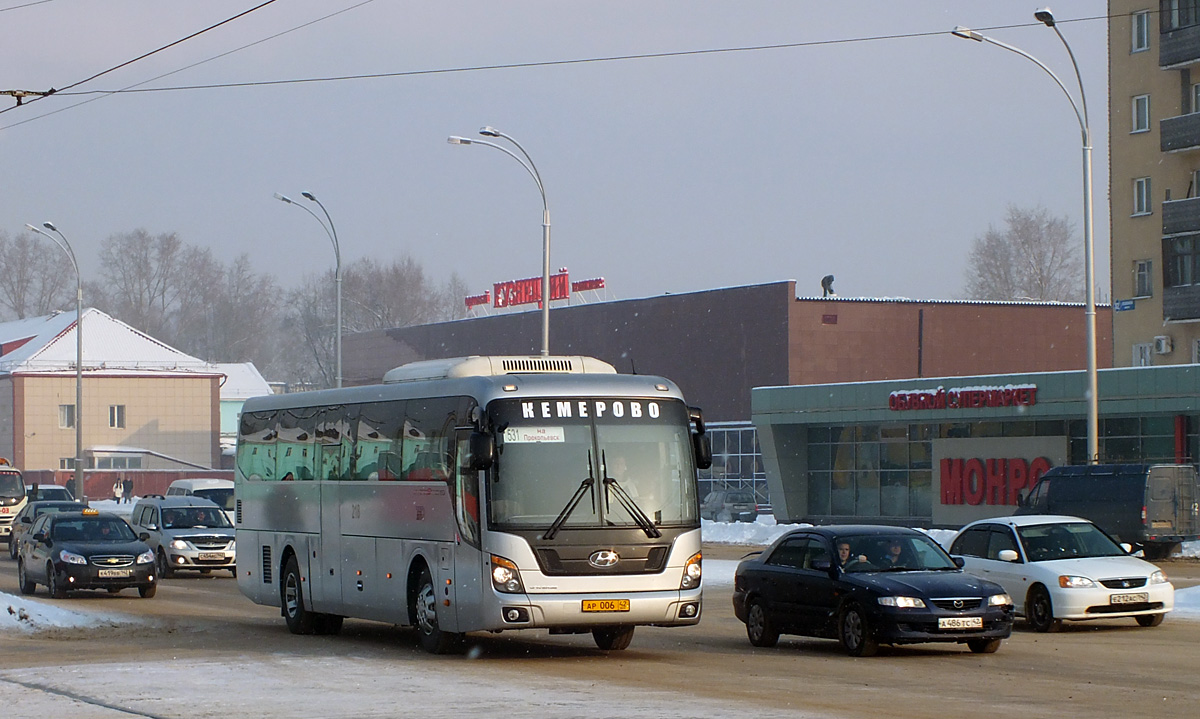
<box><xmin>988</xmin><ymin>593</ymin><xmax>1013</xmax><ymax>607</ymax></box>
<box><xmin>136</xmin><ymin>549</ymin><xmax>155</xmax><ymax>565</ymax></box>
<box><xmin>490</xmin><ymin>555</ymin><xmax>524</xmax><ymax>594</ymax></box>
<box><xmin>170</xmin><ymin>539</ymin><xmax>190</xmax><ymax>550</ymax></box>
<box><xmin>1058</xmin><ymin>575</ymin><xmax>1096</xmax><ymax>588</ymax></box>
<box><xmin>59</xmin><ymin>550</ymin><xmax>87</xmax><ymax>565</ymax></box>
<box><xmin>680</xmin><ymin>552</ymin><xmax>702</xmax><ymax>590</ymax></box>
<box><xmin>878</xmin><ymin>596</ymin><xmax>926</xmax><ymax>608</ymax></box>
<box><xmin>1150</xmin><ymin>570</ymin><xmax>1169</xmax><ymax>585</ymax></box>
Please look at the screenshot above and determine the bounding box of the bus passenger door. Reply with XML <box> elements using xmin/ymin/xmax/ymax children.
<box><xmin>451</xmin><ymin>430</ymin><xmax>486</xmax><ymax>631</ymax></box>
<box><xmin>313</xmin><ymin>479</ymin><xmax>342</xmax><ymax>612</ymax></box>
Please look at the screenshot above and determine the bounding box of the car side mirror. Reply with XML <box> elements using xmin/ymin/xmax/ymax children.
<box><xmin>997</xmin><ymin>549</ymin><xmax>1020</xmax><ymax>563</ymax></box>
<box><xmin>1120</xmin><ymin>543</ymin><xmax>1133</xmax><ymax>554</ymax></box>
<box><xmin>952</xmin><ymin>556</ymin><xmax>966</xmax><ymax>568</ymax></box>
<box><xmin>20</xmin><ymin>516</ymin><xmax>32</xmax><ymax>524</ymax></box>
<box><xmin>32</xmin><ymin>532</ymin><xmax>46</xmax><ymax>543</ymax></box>
<box><xmin>139</xmin><ymin>532</ymin><xmax>151</xmax><ymax>542</ymax></box>
<box><xmin>146</xmin><ymin>524</ymin><xmax>158</xmax><ymax>531</ymax></box>
<box><xmin>1016</xmin><ymin>491</ymin><xmax>1029</xmax><ymax>509</ymax></box>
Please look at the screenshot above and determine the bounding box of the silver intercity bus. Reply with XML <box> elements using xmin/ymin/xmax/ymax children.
<box><xmin>235</xmin><ymin>356</ymin><xmax>711</xmax><ymax>653</ymax></box>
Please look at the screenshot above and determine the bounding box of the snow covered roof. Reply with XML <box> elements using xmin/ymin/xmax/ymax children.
<box><xmin>0</xmin><ymin>308</ymin><xmax>216</xmax><ymax>376</ymax></box>
<box><xmin>213</xmin><ymin>362</ymin><xmax>273</xmax><ymax>400</ymax></box>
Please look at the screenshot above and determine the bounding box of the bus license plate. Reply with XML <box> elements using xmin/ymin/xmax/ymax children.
<box><xmin>98</xmin><ymin>569</ymin><xmax>131</xmax><ymax>578</ymax></box>
<box><xmin>198</xmin><ymin>552</ymin><xmax>225</xmax><ymax>561</ymax></box>
<box><xmin>1110</xmin><ymin>592</ymin><xmax>1148</xmax><ymax>604</ymax></box>
<box><xmin>938</xmin><ymin>616</ymin><xmax>982</xmax><ymax>630</ymax></box>
<box><xmin>582</xmin><ymin>599</ymin><xmax>630</xmax><ymax>613</ymax></box>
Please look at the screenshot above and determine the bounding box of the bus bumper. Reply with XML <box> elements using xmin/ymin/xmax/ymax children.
<box><xmin>491</xmin><ymin>587</ymin><xmax>702</xmax><ymax>630</ymax></box>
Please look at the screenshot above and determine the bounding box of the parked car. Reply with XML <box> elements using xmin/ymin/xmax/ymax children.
<box><xmin>130</xmin><ymin>495</ymin><xmax>236</xmax><ymax>577</ymax></box>
<box><xmin>732</xmin><ymin>525</ymin><xmax>1014</xmax><ymax>656</ymax></box>
<box><xmin>701</xmin><ymin>490</ymin><xmax>758</xmax><ymax>522</ymax></box>
<box><xmin>950</xmin><ymin>514</ymin><xmax>1174</xmax><ymax>632</ymax></box>
<box><xmin>1017</xmin><ymin>463</ymin><xmax>1199</xmax><ymax>559</ymax></box>
<box><xmin>9</xmin><ymin>499</ymin><xmax>88</xmax><ymax>559</ymax></box>
<box><xmin>16</xmin><ymin>508</ymin><xmax>156</xmax><ymax>598</ymax></box>
<box><xmin>25</xmin><ymin>484</ymin><xmax>75</xmax><ymax>502</ymax></box>
<box><xmin>166</xmin><ymin>478</ymin><xmax>234</xmax><ymax>524</ymax></box>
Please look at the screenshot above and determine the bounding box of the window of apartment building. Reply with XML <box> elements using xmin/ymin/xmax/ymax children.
<box><xmin>1134</xmin><ymin>259</ymin><xmax>1154</xmax><ymax>297</ymax></box>
<box><xmin>1193</xmin><ymin>83</ymin><xmax>1200</xmax><ymax>114</ymax></box>
<box><xmin>1133</xmin><ymin>10</ymin><xmax>1151</xmax><ymax>51</ymax></box>
<box><xmin>1162</xmin><ymin>0</ymin><xmax>1200</xmax><ymax>31</ymax></box>
<box><xmin>1133</xmin><ymin>95</ymin><xmax>1151</xmax><ymax>132</ymax></box>
<box><xmin>1166</xmin><ymin>235</ymin><xmax>1200</xmax><ymax>286</ymax></box>
<box><xmin>1194</xmin><ymin>338</ymin><xmax>1200</xmax><ymax>364</ymax></box>
<box><xmin>1133</xmin><ymin>343</ymin><xmax>1154</xmax><ymax>366</ymax></box>
<box><xmin>1134</xmin><ymin>177</ymin><xmax>1153</xmax><ymax>215</ymax></box>
<box><xmin>109</xmin><ymin>404</ymin><xmax>126</xmax><ymax>429</ymax></box>
<box><xmin>59</xmin><ymin>458</ymin><xmax>74</xmax><ymax>470</ymax></box>
<box><xmin>58</xmin><ymin>404</ymin><xmax>75</xmax><ymax>429</ymax></box>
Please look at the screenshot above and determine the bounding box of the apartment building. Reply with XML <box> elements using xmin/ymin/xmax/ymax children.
<box><xmin>1110</xmin><ymin>1</ymin><xmax>1200</xmax><ymax>365</ymax></box>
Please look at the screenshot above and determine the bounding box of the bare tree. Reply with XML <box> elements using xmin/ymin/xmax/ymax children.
<box><xmin>175</xmin><ymin>254</ymin><xmax>282</xmax><ymax>367</ymax></box>
<box><xmin>0</xmin><ymin>229</ymin><xmax>76</xmax><ymax>319</ymax></box>
<box><xmin>91</xmin><ymin>229</ymin><xmax>188</xmax><ymax>338</ymax></box>
<box><xmin>964</xmin><ymin>205</ymin><xmax>1083</xmax><ymax>302</ymax></box>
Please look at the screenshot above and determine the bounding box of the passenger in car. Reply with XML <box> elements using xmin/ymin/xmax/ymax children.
<box><xmin>879</xmin><ymin>539</ymin><xmax>909</xmax><ymax>568</ymax></box>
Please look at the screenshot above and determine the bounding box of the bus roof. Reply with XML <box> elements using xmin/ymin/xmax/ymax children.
<box><xmin>382</xmin><ymin>355</ymin><xmax>617</xmax><ymax>383</ymax></box>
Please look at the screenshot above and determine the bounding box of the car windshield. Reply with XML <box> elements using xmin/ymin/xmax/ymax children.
<box><xmin>161</xmin><ymin>507</ymin><xmax>231</xmax><ymax>529</ymax></box>
<box><xmin>1017</xmin><ymin>522</ymin><xmax>1126</xmax><ymax>561</ymax></box>
<box><xmin>193</xmin><ymin>488</ymin><xmax>234</xmax><ymax>511</ymax></box>
<box><xmin>53</xmin><ymin>517</ymin><xmax>136</xmax><ymax>542</ymax></box>
<box><xmin>835</xmin><ymin>533</ymin><xmax>959</xmax><ymax>573</ymax></box>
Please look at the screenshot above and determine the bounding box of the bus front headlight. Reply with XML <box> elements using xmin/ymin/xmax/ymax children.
<box><xmin>680</xmin><ymin>552</ymin><xmax>702</xmax><ymax>590</ymax></box>
<box><xmin>491</xmin><ymin>555</ymin><xmax>524</xmax><ymax>594</ymax></box>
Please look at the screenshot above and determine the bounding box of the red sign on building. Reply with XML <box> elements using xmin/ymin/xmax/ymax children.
<box><xmin>940</xmin><ymin>456</ymin><xmax>1053</xmax><ymax>506</ymax></box>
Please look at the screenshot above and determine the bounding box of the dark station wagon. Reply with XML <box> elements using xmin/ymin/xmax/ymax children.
<box><xmin>733</xmin><ymin>525</ymin><xmax>1014</xmax><ymax>656</ymax></box>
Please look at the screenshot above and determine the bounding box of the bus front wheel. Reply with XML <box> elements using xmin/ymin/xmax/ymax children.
<box><xmin>593</xmin><ymin>625</ymin><xmax>635</xmax><ymax>650</ymax></box>
<box><xmin>411</xmin><ymin>566</ymin><xmax>462</xmax><ymax>654</ymax></box>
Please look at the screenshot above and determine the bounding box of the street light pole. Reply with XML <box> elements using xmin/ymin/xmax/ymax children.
<box><xmin>953</xmin><ymin>11</ymin><xmax>1099</xmax><ymax>464</ymax></box>
<box><xmin>274</xmin><ymin>192</ymin><xmax>342</xmax><ymax>388</ymax></box>
<box><xmin>448</xmin><ymin>127</ymin><xmax>552</xmax><ymax>356</ymax></box>
<box><xmin>26</xmin><ymin>222</ymin><xmax>84</xmax><ymax>497</ymax></box>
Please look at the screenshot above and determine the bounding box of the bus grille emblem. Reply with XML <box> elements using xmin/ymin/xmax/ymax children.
<box><xmin>589</xmin><ymin>550</ymin><xmax>620</xmax><ymax>568</ymax></box>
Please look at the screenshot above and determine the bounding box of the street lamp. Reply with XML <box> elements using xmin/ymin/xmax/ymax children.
<box><xmin>449</xmin><ymin>127</ymin><xmax>552</xmax><ymax>356</ymax></box>
<box><xmin>953</xmin><ymin>10</ymin><xmax>1099</xmax><ymax>464</ymax></box>
<box><xmin>274</xmin><ymin>191</ymin><xmax>342</xmax><ymax>388</ymax></box>
<box><xmin>26</xmin><ymin>222</ymin><xmax>85</xmax><ymax>497</ymax></box>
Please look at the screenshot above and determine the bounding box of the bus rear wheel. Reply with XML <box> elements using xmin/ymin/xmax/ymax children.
<box><xmin>411</xmin><ymin>566</ymin><xmax>462</xmax><ymax>654</ymax></box>
<box><xmin>593</xmin><ymin>626</ymin><xmax>635</xmax><ymax>650</ymax></box>
<box><xmin>281</xmin><ymin>555</ymin><xmax>317</xmax><ymax>634</ymax></box>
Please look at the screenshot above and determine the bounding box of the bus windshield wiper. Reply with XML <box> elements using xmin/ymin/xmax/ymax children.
<box><xmin>603</xmin><ymin>477</ymin><xmax>662</xmax><ymax>538</ymax></box>
<box><xmin>543</xmin><ymin>454</ymin><xmax>596</xmax><ymax>540</ymax></box>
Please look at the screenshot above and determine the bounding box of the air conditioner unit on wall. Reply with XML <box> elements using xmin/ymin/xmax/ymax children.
<box><xmin>1154</xmin><ymin>335</ymin><xmax>1173</xmax><ymax>354</ymax></box>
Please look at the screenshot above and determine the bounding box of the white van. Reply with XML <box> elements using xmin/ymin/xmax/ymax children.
<box><xmin>166</xmin><ymin>478</ymin><xmax>234</xmax><ymax>524</ymax></box>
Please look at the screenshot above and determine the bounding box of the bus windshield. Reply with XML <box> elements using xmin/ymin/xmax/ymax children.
<box><xmin>487</xmin><ymin>398</ymin><xmax>699</xmax><ymax>530</ymax></box>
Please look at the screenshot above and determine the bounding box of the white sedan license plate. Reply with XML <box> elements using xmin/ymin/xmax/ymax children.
<box><xmin>938</xmin><ymin>616</ymin><xmax>983</xmax><ymax>630</ymax></box>
<box><xmin>582</xmin><ymin>599</ymin><xmax>630</xmax><ymax>613</ymax></box>
<box><xmin>97</xmin><ymin>568</ymin><xmax>132</xmax><ymax>578</ymax></box>
<box><xmin>198</xmin><ymin>552</ymin><xmax>226</xmax><ymax>561</ymax></box>
<box><xmin>1110</xmin><ymin>592</ymin><xmax>1148</xmax><ymax>604</ymax></box>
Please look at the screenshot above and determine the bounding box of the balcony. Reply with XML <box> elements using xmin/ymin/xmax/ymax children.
<box><xmin>1161</xmin><ymin>112</ymin><xmax>1200</xmax><ymax>153</ymax></box>
<box><xmin>1163</xmin><ymin>284</ymin><xmax>1200</xmax><ymax>321</ymax></box>
<box><xmin>1163</xmin><ymin>196</ymin><xmax>1200</xmax><ymax>235</ymax></box>
<box><xmin>1161</xmin><ymin>23</ymin><xmax>1200</xmax><ymax>67</ymax></box>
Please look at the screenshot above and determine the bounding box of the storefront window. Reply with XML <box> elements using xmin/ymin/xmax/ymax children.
<box><xmin>880</xmin><ymin>470</ymin><xmax>908</xmax><ymax>516</ymax></box>
<box><xmin>808</xmin><ymin>471</ymin><xmax>830</xmax><ymax>515</ymax></box>
<box><xmin>830</xmin><ymin>469</ymin><xmax>854</xmax><ymax>515</ymax></box>
<box><xmin>855</xmin><ymin>470</ymin><xmax>880</xmax><ymax>516</ymax></box>
<box><xmin>909</xmin><ymin>470</ymin><xmax>932</xmax><ymax>517</ymax></box>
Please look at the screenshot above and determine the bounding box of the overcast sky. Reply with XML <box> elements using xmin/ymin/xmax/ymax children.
<box><xmin>1</xmin><ymin>1</ymin><xmax>1110</xmax><ymax>306</ymax></box>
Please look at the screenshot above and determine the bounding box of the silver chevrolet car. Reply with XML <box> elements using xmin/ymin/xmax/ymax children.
<box><xmin>129</xmin><ymin>495</ymin><xmax>235</xmax><ymax>577</ymax></box>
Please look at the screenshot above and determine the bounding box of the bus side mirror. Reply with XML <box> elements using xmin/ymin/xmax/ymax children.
<box><xmin>693</xmin><ymin>433</ymin><xmax>712</xmax><ymax>470</ymax></box>
<box><xmin>469</xmin><ymin>432</ymin><xmax>495</xmax><ymax>471</ymax></box>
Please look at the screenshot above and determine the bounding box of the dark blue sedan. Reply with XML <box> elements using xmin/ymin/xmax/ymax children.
<box><xmin>17</xmin><ymin>509</ymin><xmax>157</xmax><ymax>598</ymax></box>
<box><xmin>732</xmin><ymin>525</ymin><xmax>1014</xmax><ymax>656</ymax></box>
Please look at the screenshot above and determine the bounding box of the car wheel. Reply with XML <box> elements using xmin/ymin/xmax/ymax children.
<box><xmin>410</xmin><ymin>565</ymin><xmax>463</xmax><ymax>654</ymax></box>
<box><xmin>1026</xmin><ymin>586</ymin><xmax>1061</xmax><ymax>633</ymax></box>
<box><xmin>1135</xmin><ymin>614</ymin><xmax>1164</xmax><ymax>628</ymax></box>
<box><xmin>139</xmin><ymin>583</ymin><xmax>157</xmax><ymax>599</ymax></box>
<box><xmin>47</xmin><ymin>562</ymin><xmax>67</xmax><ymax>599</ymax></box>
<box><xmin>281</xmin><ymin>555</ymin><xmax>317</xmax><ymax>635</ymax></box>
<box><xmin>839</xmin><ymin>603</ymin><xmax>878</xmax><ymax>657</ymax></box>
<box><xmin>17</xmin><ymin>558</ymin><xmax>36</xmax><ymax>595</ymax></box>
<box><xmin>745</xmin><ymin>599</ymin><xmax>779</xmax><ymax>648</ymax></box>
<box><xmin>967</xmin><ymin>638</ymin><xmax>1002</xmax><ymax>654</ymax></box>
<box><xmin>156</xmin><ymin>548</ymin><xmax>174</xmax><ymax>579</ymax></box>
<box><xmin>592</xmin><ymin>626</ymin><xmax>635</xmax><ymax>651</ymax></box>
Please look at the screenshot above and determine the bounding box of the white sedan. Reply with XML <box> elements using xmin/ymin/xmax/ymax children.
<box><xmin>949</xmin><ymin>514</ymin><xmax>1174</xmax><ymax>632</ymax></box>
